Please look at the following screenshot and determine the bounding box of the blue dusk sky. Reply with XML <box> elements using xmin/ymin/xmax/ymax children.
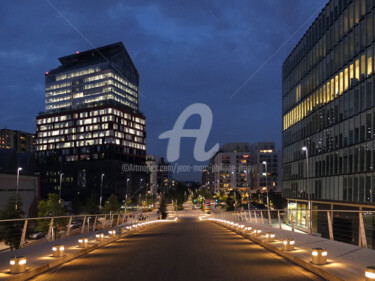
<box><xmin>0</xmin><ymin>0</ymin><xmax>328</xmax><ymax>180</ymax></box>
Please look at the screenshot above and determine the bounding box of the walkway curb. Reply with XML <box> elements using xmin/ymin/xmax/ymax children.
<box><xmin>6</xmin><ymin>223</ymin><xmax>164</xmax><ymax>281</ymax></box>
<box><xmin>211</xmin><ymin>221</ymin><xmax>346</xmax><ymax>281</ymax></box>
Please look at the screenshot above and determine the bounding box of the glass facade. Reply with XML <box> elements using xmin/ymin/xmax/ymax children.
<box><xmin>36</xmin><ymin>42</ymin><xmax>147</xmax><ymax>200</ymax></box>
<box><xmin>45</xmin><ymin>65</ymin><xmax>138</xmax><ymax>112</ymax></box>
<box><xmin>282</xmin><ymin>0</ymin><xmax>375</xmax><ymax>204</ymax></box>
<box><xmin>45</xmin><ymin>42</ymin><xmax>139</xmax><ymax>113</ymax></box>
<box><xmin>36</xmin><ymin>106</ymin><xmax>146</xmax><ymax>157</ymax></box>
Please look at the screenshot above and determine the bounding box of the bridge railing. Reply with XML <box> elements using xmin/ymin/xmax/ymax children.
<box><xmin>213</xmin><ymin>208</ymin><xmax>375</xmax><ymax>249</ymax></box>
<box><xmin>0</xmin><ymin>211</ymin><xmax>158</xmax><ymax>252</ymax></box>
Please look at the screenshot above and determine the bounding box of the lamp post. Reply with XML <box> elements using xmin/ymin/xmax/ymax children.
<box><xmin>15</xmin><ymin>167</ymin><xmax>22</xmax><ymax>210</ymax></box>
<box><xmin>125</xmin><ymin>178</ymin><xmax>130</xmax><ymax>212</ymax></box>
<box><xmin>262</xmin><ymin>161</ymin><xmax>271</xmax><ymax>226</ymax></box>
<box><xmin>302</xmin><ymin>146</ymin><xmax>312</xmax><ymax>235</ymax></box>
<box><xmin>99</xmin><ymin>173</ymin><xmax>105</xmax><ymax>209</ymax></box>
<box><xmin>59</xmin><ymin>172</ymin><xmax>64</xmax><ymax>204</ymax></box>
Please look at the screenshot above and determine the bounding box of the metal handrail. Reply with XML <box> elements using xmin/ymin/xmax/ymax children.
<box><xmin>0</xmin><ymin>212</ymin><xmax>141</xmax><ymax>223</ymax></box>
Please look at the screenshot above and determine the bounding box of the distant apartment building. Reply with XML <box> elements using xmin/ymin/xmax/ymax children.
<box><xmin>146</xmin><ymin>155</ymin><xmax>171</xmax><ymax>195</ymax></box>
<box><xmin>209</xmin><ymin>143</ymin><xmax>252</xmax><ymax>193</ymax></box>
<box><xmin>208</xmin><ymin>142</ymin><xmax>281</xmax><ymax>195</ymax></box>
<box><xmin>249</xmin><ymin>142</ymin><xmax>282</xmax><ymax>194</ymax></box>
<box><xmin>35</xmin><ymin>42</ymin><xmax>147</xmax><ymax>202</ymax></box>
<box><xmin>0</xmin><ymin>128</ymin><xmax>34</xmax><ymax>152</ymax></box>
<box><xmin>201</xmin><ymin>167</ymin><xmax>210</xmax><ymax>188</ymax></box>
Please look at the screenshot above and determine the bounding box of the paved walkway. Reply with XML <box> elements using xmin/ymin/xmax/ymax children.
<box><xmin>208</xmin><ymin>214</ymin><xmax>375</xmax><ymax>281</ymax></box>
<box><xmin>29</xmin><ymin>217</ymin><xmax>321</xmax><ymax>281</ymax></box>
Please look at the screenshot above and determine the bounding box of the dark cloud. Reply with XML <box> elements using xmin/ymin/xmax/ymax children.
<box><xmin>0</xmin><ymin>0</ymin><xmax>328</xmax><ymax>180</ymax></box>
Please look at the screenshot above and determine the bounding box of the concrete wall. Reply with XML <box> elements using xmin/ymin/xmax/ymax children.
<box><xmin>0</xmin><ymin>174</ymin><xmax>39</xmax><ymax>216</ymax></box>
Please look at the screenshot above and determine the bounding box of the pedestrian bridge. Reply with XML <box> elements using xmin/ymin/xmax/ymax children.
<box><xmin>0</xmin><ymin>209</ymin><xmax>374</xmax><ymax>281</ymax></box>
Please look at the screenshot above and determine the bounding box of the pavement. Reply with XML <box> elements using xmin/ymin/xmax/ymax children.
<box><xmin>208</xmin><ymin>213</ymin><xmax>375</xmax><ymax>281</ymax></box>
<box><xmin>27</xmin><ymin>217</ymin><xmax>322</xmax><ymax>281</ymax></box>
<box><xmin>0</xmin><ymin>213</ymin><xmax>158</xmax><ymax>281</ymax></box>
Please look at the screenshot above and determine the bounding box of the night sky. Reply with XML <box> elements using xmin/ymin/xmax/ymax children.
<box><xmin>0</xmin><ymin>0</ymin><xmax>328</xmax><ymax>180</ymax></box>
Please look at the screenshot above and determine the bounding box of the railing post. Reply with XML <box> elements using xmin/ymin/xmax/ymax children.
<box><xmin>359</xmin><ymin>210</ymin><xmax>367</xmax><ymax>248</ymax></box>
<box><xmin>67</xmin><ymin>216</ymin><xmax>72</xmax><ymax>237</ymax></box>
<box><xmin>290</xmin><ymin>212</ymin><xmax>294</xmax><ymax>232</ymax></box>
<box><xmin>19</xmin><ymin>219</ymin><xmax>28</xmax><ymax>249</ymax></box>
<box><xmin>268</xmin><ymin>210</ymin><xmax>271</xmax><ymax>227</ymax></box>
<box><xmin>327</xmin><ymin>211</ymin><xmax>334</xmax><ymax>240</ymax></box>
<box><xmin>110</xmin><ymin>214</ymin><xmax>114</xmax><ymax>227</ymax></box>
<box><xmin>278</xmin><ymin>210</ymin><xmax>282</xmax><ymax>229</ymax></box>
<box><xmin>122</xmin><ymin>214</ymin><xmax>126</xmax><ymax>224</ymax></box>
<box><xmin>260</xmin><ymin>211</ymin><xmax>264</xmax><ymax>225</ymax></box>
<box><xmin>93</xmin><ymin>215</ymin><xmax>98</xmax><ymax>232</ymax></box>
<box><xmin>248</xmin><ymin>210</ymin><xmax>252</xmax><ymax>222</ymax></box>
<box><xmin>116</xmin><ymin>214</ymin><xmax>121</xmax><ymax>226</ymax></box>
<box><xmin>254</xmin><ymin>211</ymin><xmax>258</xmax><ymax>223</ymax></box>
<box><xmin>47</xmin><ymin>218</ymin><xmax>54</xmax><ymax>241</ymax></box>
<box><xmin>81</xmin><ymin>216</ymin><xmax>86</xmax><ymax>234</ymax></box>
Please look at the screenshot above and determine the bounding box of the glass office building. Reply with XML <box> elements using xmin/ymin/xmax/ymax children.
<box><xmin>283</xmin><ymin>0</ymin><xmax>375</xmax><ymax>206</ymax></box>
<box><xmin>36</xmin><ymin>42</ymin><xmax>146</xmax><ymax>201</ymax></box>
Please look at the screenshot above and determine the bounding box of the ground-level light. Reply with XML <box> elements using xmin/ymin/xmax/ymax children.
<box><xmin>365</xmin><ymin>266</ymin><xmax>375</xmax><ymax>280</ymax></box>
<box><xmin>265</xmin><ymin>232</ymin><xmax>275</xmax><ymax>242</ymax></box>
<box><xmin>252</xmin><ymin>229</ymin><xmax>262</xmax><ymax>237</ymax></box>
<box><xmin>109</xmin><ymin>230</ymin><xmax>116</xmax><ymax>237</ymax></box>
<box><xmin>52</xmin><ymin>245</ymin><xmax>64</xmax><ymax>257</ymax></box>
<box><xmin>78</xmin><ymin>238</ymin><xmax>88</xmax><ymax>248</ymax></box>
<box><xmin>244</xmin><ymin>226</ymin><xmax>253</xmax><ymax>232</ymax></box>
<box><xmin>96</xmin><ymin>233</ymin><xmax>104</xmax><ymax>242</ymax></box>
<box><xmin>283</xmin><ymin>238</ymin><xmax>295</xmax><ymax>251</ymax></box>
<box><xmin>311</xmin><ymin>248</ymin><xmax>327</xmax><ymax>265</ymax></box>
<box><xmin>10</xmin><ymin>256</ymin><xmax>27</xmax><ymax>274</ymax></box>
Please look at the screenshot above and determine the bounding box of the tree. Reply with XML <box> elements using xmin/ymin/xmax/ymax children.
<box><xmin>0</xmin><ymin>195</ymin><xmax>25</xmax><ymax>250</ymax></box>
<box><xmin>72</xmin><ymin>196</ymin><xmax>83</xmax><ymax>215</ymax></box>
<box><xmin>102</xmin><ymin>194</ymin><xmax>120</xmax><ymax>214</ymax></box>
<box><xmin>226</xmin><ymin>190</ymin><xmax>236</xmax><ymax>211</ymax></box>
<box><xmin>268</xmin><ymin>189</ymin><xmax>287</xmax><ymax>209</ymax></box>
<box><xmin>158</xmin><ymin>196</ymin><xmax>167</xmax><ymax>219</ymax></box>
<box><xmin>37</xmin><ymin>193</ymin><xmax>66</xmax><ymax>233</ymax></box>
<box><xmin>84</xmin><ymin>193</ymin><xmax>100</xmax><ymax>214</ymax></box>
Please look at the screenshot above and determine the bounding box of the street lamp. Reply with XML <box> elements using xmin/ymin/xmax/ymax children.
<box><xmin>99</xmin><ymin>173</ymin><xmax>105</xmax><ymax>209</ymax></box>
<box><xmin>125</xmin><ymin>178</ymin><xmax>130</xmax><ymax>212</ymax></box>
<box><xmin>262</xmin><ymin>161</ymin><xmax>271</xmax><ymax>226</ymax></box>
<box><xmin>15</xmin><ymin>167</ymin><xmax>22</xmax><ymax>210</ymax></box>
<box><xmin>302</xmin><ymin>146</ymin><xmax>312</xmax><ymax>235</ymax></box>
<box><xmin>59</xmin><ymin>172</ymin><xmax>64</xmax><ymax>203</ymax></box>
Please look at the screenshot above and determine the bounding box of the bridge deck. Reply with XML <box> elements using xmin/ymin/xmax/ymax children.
<box><xmin>29</xmin><ymin>217</ymin><xmax>321</xmax><ymax>281</ymax></box>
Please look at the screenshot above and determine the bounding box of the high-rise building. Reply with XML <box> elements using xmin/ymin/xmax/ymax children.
<box><xmin>282</xmin><ymin>0</ymin><xmax>375</xmax><ymax>236</ymax></box>
<box><xmin>36</xmin><ymin>42</ymin><xmax>146</xmax><ymax>202</ymax></box>
<box><xmin>0</xmin><ymin>128</ymin><xmax>35</xmax><ymax>152</ymax></box>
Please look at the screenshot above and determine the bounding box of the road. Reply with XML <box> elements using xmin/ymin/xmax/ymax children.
<box><xmin>31</xmin><ymin>217</ymin><xmax>323</xmax><ymax>281</ymax></box>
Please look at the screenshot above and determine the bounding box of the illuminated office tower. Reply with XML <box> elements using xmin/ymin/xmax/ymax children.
<box><xmin>282</xmin><ymin>0</ymin><xmax>375</xmax><ymax>237</ymax></box>
<box><xmin>36</xmin><ymin>42</ymin><xmax>146</xmax><ymax>202</ymax></box>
